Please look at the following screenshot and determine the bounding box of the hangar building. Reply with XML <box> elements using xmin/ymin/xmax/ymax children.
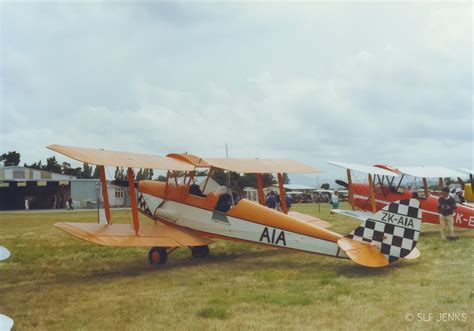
<box><xmin>0</xmin><ymin>166</ymin><xmax>128</xmax><ymax>210</ymax></box>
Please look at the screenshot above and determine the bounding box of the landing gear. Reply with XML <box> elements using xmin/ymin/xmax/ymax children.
<box><xmin>148</xmin><ymin>247</ymin><xmax>168</xmax><ymax>265</ymax></box>
<box><xmin>191</xmin><ymin>245</ymin><xmax>210</xmax><ymax>258</ymax></box>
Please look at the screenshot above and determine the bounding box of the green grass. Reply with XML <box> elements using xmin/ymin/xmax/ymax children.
<box><xmin>1</xmin><ymin>203</ymin><xmax>473</xmax><ymax>330</ymax></box>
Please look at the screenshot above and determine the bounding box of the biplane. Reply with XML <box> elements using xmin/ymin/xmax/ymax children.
<box><xmin>329</xmin><ymin>162</ymin><xmax>474</xmax><ymax>230</ymax></box>
<box><xmin>48</xmin><ymin>145</ymin><xmax>423</xmax><ymax>268</ymax></box>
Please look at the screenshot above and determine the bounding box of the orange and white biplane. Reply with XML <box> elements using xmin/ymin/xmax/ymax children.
<box><xmin>329</xmin><ymin>162</ymin><xmax>474</xmax><ymax>230</ymax></box>
<box><xmin>48</xmin><ymin>145</ymin><xmax>423</xmax><ymax>268</ymax></box>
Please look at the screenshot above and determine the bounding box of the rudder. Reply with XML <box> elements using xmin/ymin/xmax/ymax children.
<box><xmin>347</xmin><ymin>198</ymin><xmax>422</xmax><ymax>264</ymax></box>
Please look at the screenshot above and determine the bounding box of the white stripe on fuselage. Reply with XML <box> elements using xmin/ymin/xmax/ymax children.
<box><xmin>143</xmin><ymin>195</ymin><xmax>347</xmax><ymax>259</ymax></box>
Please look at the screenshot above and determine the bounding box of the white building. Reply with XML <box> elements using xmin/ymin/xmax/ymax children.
<box><xmin>0</xmin><ymin>166</ymin><xmax>128</xmax><ymax>210</ymax></box>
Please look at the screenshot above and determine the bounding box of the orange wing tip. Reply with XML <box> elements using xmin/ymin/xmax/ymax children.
<box><xmin>54</xmin><ymin>222</ymin><xmax>212</xmax><ymax>247</ymax></box>
<box><xmin>403</xmin><ymin>247</ymin><xmax>420</xmax><ymax>260</ymax></box>
<box><xmin>337</xmin><ymin>237</ymin><xmax>389</xmax><ymax>268</ymax></box>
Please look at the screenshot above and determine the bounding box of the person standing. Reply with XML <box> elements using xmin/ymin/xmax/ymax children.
<box><xmin>330</xmin><ymin>193</ymin><xmax>339</xmax><ymax>209</ymax></box>
<box><xmin>438</xmin><ymin>187</ymin><xmax>458</xmax><ymax>241</ymax></box>
<box><xmin>454</xmin><ymin>188</ymin><xmax>465</xmax><ymax>204</ymax></box>
<box><xmin>25</xmin><ymin>198</ymin><xmax>30</xmax><ymax>212</ymax></box>
<box><xmin>285</xmin><ymin>195</ymin><xmax>292</xmax><ymax>211</ymax></box>
<box><xmin>275</xmin><ymin>194</ymin><xmax>281</xmax><ymax>211</ymax></box>
<box><xmin>68</xmin><ymin>197</ymin><xmax>74</xmax><ymax>211</ymax></box>
<box><xmin>266</xmin><ymin>191</ymin><xmax>276</xmax><ymax>209</ymax></box>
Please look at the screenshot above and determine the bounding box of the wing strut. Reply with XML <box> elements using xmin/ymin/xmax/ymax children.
<box><xmin>347</xmin><ymin>169</ymin><xmax>355</xmax><ymax>210</ymax></box>
<box><xmin>127</xmin><ymin>168</ymin><xmax>140</xmax><ymax>235</ymax></box>
<box><xmin>438</xmin><ymin>177</ymin><xmax>445</xmax><ymax>189</ymax></box>
<box><xmin>277</xmin><ymin>173</ymin><xmax>288</xmax><ymax>214</ymax></box>
<box><xmin>99</xmin><ymin>165</ymin><xmax>111</xmax><ymax>224</ymax></box>
<box><xmin>422</xmin><ymin>178</ymin><xmax>429</xmax><ymax>197</ymax></box>
<box><xmin>256</xmin><ymin>173</ymin><xmax>265</xmax><ymax>206</ymax></box>
<box><xmin>368</xmin><ymin>173</ymin><xmax>377</xmax><ymax>213</ymax></box>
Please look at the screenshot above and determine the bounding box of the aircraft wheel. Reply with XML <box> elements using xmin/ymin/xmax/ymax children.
<box><xmin>148</xmin><ymin>247</ymin><xmax>168</xmax><ymax>265</ymax></box>
<box><xmin>191</xmin><ymin>245</ymin><xmax>209</xmax><ymax>258</ymax></box>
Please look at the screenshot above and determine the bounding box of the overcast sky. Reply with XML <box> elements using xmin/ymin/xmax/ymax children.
<box><xmin>1</xmin><ymin>1</ymin><xmax>472</xmax><ymax>185</ymax></box>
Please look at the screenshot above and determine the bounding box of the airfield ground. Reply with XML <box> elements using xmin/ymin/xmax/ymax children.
<box><xmin>1</xmin><ymin>203</ymin><xmax>473</xmax><ymax>330</ymax></box>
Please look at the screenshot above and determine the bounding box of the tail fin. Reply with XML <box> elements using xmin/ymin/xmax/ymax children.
<box><xmin>338</xmin><ymin>198</ymin><xmax>422</xmax><ymax>267</ymax></box>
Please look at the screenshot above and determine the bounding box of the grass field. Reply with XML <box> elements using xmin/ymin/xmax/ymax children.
<box><xmin>1</xmin><ymin>203</ymin><xmax>473</xmax><ymax>330</ymax></box>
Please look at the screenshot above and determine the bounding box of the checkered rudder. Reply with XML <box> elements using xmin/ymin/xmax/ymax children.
<box><xmin>348</xmin><ymin>199</ymin><xmax>422</xmax><ymax>263</ymax></box>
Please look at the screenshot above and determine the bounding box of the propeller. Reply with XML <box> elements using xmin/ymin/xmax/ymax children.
<box><xmin>335</xmin><ymin>179</ymin><xmax>348</xmax><ymax>188</ymax></box>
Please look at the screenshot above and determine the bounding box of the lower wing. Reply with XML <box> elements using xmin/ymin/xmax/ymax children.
<box><xmin>55</xmin><ymin>222</ymin><xmax>212</xmax><ymax>247</ymax></box>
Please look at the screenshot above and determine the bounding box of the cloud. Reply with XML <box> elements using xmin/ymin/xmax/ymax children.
<box><xmin>1</xmin><ymin>2</ymin><xmax>472</xmax><ymax>184</ymax></box>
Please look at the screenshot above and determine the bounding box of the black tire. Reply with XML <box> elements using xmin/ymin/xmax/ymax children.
<box><xmin>191</xmin><ymin>245</ymin><xmax>209</xmax><ymax>258</ymax></box>
<box><xmin>148</xmin><ymin>247</ymin><xmax>168</xmax><ymax>265</ymax></box>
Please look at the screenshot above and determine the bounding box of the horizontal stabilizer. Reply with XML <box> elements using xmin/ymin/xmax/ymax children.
<box><xmin>55</xmin><ymin>222</ymin><xmax>212</xmax><ymax>247</ymax></box>
<box><xmin>288</xmin><ymin>211</ymin><xmax>331</xmax><ymax>228</ymax></box>
<box><xmin>337</xmin><ymin>237</ymin><xmax>389</xmax><ymax>267</ymax></box>
<box><xmin>331</xmin><ymin>209</ymin><xmax>372</xmax><ymax>222</ymax></box>
<box><xmin>403</xmin><ymin>247</ymin><xmax>420</xmax><ymax>260</ymax></box>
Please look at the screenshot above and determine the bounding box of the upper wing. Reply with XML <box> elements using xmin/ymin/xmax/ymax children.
<box><xmin>396</xmin><ymin>166</ymin><xmax>465</xmax><ymax>178</ymax></box>
<box><xmin>47</xmin><ymin>144</ymin><xmax>194</xmax><ymax>171</ymax></box>
<box><xmin>331</xmin><ymin>209</ymin><xmax>373</xmax><ymax>222</ymax></box>
<box><xmin>327</xmin><ymin>161</ymin><xmax>399</xmax><ymax>176</ymax></box>
<box><xmin>206</xmin><ymin>158</ymin><xmax>319</xmax><ymax>173</ymax></box>
<box><xmin>458</xmin><ymin>168</ymin><xmax>474</xmax><ymax>175</ymax></box>
<box><xmin>48</xmin><ymin>145</ymin><xmax>319</xmax><ymax>173</ymax></box>
<box><xmin>55</xmin><ymin>222</ymin><xmax>212</xmax><ymax>247</ymax></box>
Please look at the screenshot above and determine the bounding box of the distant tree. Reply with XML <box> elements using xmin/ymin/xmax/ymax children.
<box><xmin>444</xmin><ymin>177</ymin><xmax>454</xmax><ymax>187</ymax></box>
<box><xmin>196</xmin><ymin>170</ymin><xmax>208</xmax><ymax>176</ymax></box>
<box><xmin>282</xmin><ymin>173</ymin><xmax>290</xmax><ymax>184</ymax></box>
<box><xmin>134</xmin><ymin>168</ymin><xmax>155</xmax><ymax>181</ymax></box>
<box><xmin>114</xmin><ymin>167</ymin><xmax>125</xmax><ymax>181</ymax></box>
<box><xmin>157</xmin><ymin>175</ymin><xmax>167</xmax><ymax>182</ymax></box>
<box><xmin>24</xmin><ymin>160</ymin><xmax>42</xmax><ymax>170</ymax></box>
<box><xmin>92</xmin><ymin>166</ymin><xmax>100</xmax><ymax>179</ymax></box>
<box><xmin>82</xmin><ymin>163</ymin><xmax>93</xmax><ymax>179</ymax></box>
<box><xmin>1</xmin><ymin>151</ymin><xmax>20</xmax><ymax>166</ymax></box>
<box><xmin>320</xmin><ymin>183</ymin><xmax>330</xmax><ymax>190</ymax></box>
<box><xmin>135</xmin><ymin>168</ymin><xmax>143</xmax><ymax>181</ymax></box>
<box><xmin>43</xmin><ymin>156</ymin><xmax>62</xmax><ymax>173</ymax></box>
<box><xmin>61</xmin><ymin>162</ymin><xmax>82</xmax><ymax>177</ymax></box>
<box><xmin>212</xmin><ymin>172</ymin><xmax>276</xmax><ymax>189</ymax></box>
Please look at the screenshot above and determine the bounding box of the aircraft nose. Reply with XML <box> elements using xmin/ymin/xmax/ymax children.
<box><xmin>138</xmin><ymin>180</ymin><xmax>167</xmax><ymax>199</ymax></box>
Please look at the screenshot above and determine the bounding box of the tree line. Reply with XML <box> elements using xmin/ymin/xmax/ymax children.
<box><xmin>1</xmin><ymin>151</ymin><xmax>154</xmax><ymax>181</ymax></box>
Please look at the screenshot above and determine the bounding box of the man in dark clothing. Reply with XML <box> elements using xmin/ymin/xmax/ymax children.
<box><xmin>438</xmin><ymin>187</ymin><xmax>457</xmax><ymax>240</ymax></box>
<box><xmin>266</xmin><ymin>191</ymin><xmax>276</xmax><ymax>209</ymax></box>
<box><xmin>285</xmin><ymin>195</ymin><xmax>292</xmax><ymax>210</ymax></box>
<box><xmin>189</xmin><ymin>184</ymin><xmax>206</xmax><ymax>198</ymax></box>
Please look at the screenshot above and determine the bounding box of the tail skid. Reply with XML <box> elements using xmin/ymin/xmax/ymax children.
<box><xmin>338</xmin><ymin>199</ymin><xmax>422</xmax><ymax>267</ymax></box>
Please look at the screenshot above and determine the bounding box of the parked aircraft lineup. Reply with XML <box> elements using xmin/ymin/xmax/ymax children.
<box><xmin>43</xmin><ymin>145</ymin><xmax>472</xmax><ymax>269</ymax></box>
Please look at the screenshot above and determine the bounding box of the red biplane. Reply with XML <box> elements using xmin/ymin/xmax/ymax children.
<box><xmin>329</xmin><ymin>162</ymin><xmax>474</xmax><ymax>230</ymax></box>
